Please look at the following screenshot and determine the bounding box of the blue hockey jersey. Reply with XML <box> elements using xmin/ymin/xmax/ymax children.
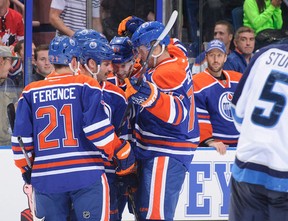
<box><xmin>12</xmin><ymin>71</ymin><xmax>123</xmax><ymax>193</ymax></box>
<box><xmin>131</xmin><ymin>44</ymin><xmax>200</xmax><ymax>169</ymax></box>
<box><xmin>194</xmin><ymin>69</ymin><xmax>242</xmax><ymax>147</ymax></box>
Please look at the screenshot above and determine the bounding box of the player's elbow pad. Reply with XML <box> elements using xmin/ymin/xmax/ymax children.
<box><xmin>114</xmin><ymin>139</ymin><xmax>136</xmax><ymax>176</ymax></box>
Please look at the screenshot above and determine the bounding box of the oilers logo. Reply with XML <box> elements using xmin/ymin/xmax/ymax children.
<box><xmin>218</xmin><ymin>92</ymin><xmax>234</xmax><ymax>121</ymax></box>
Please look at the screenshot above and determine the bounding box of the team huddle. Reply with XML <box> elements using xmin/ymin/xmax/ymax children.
<box><xmin>11</xmin><ymin>16</ymin><xmax>199</xmax><ymax>221</ymax></box>
<box><xmin>9</xmin><ymin>12</ymin><xmax>288</xmax><ymax>221</ymax></box>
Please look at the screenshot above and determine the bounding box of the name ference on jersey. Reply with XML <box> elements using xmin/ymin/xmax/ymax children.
<box><xmin>33</xmin><ymin>87</ymin><xmax>76</xmax><ymax>103</ymax></box>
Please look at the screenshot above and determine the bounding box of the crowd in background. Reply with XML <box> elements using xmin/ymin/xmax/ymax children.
<box><xmin>0</xmin><ymin>0</ymin><xmax>288</xmax><ymax>221</ymax></box>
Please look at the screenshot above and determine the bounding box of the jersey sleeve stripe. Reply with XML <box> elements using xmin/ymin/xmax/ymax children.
<box><xmin>86</xmin><ymin>125</ymin><xmax>114</xmax><ymax>140</ymax></box>
<box><xmin>83</xmin><ymin>118</ymin><xmax>111</xmax><ymax>133</ymax></box>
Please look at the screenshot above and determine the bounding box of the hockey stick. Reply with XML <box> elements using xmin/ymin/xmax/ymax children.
<box><xmin>18</xmin><ymin>136</ymin><xmax>32</xmax><ymax>168</ymax></box>
<box><xmin>7</xmin><ymin>104</ymin><xmax>43</xmax><ymax>220</ymax></box>
<box><xmin>116</xmin><ymin>10</ymin><xmax>179</xmax><ymax>136</ymax></box>
<box><xmin>7</xmin><ymin>103</ymin><xmax>15</xmax><ymax>132</ymax></box>
<box><xmin>127</xmin><ymin>186</ymin><xmax>139</xmax><ymax>221</ymax></box>
<box><xmin>7</xmin><ymin>103</ymin><xmax>32</xmax><ymax>168</ymax></box>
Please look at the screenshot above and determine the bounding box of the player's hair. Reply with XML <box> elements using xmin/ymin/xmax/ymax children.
<box><xmin>34</xmin><ymin>44</ymin><xmax>49</xmax><ymax>60</ymax></box>
<box><xmin>53</xmin><ymin>64</ymin><xmax>67</xmax><ymax>69</ymax></box>
<box><xmin>214</xmin><ymin>20</ymin><xmax>234</xmax><ymax>35</ymax></box>
<box><xmin>234</xmin><ymin>26</ymin><xmax>255</xmax><ymax>40</ymax></box>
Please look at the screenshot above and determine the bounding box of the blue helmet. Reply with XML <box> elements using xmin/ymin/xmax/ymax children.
<box><xmin>72</xmin><ymin>29</ymin><xmax>108</xmax><ymax>46</ymax></box>
<box><xmin>49</xmin><ymin>36</ymin><xmax>78</xmax><ymax>65</ymax></box>
<box><xmin>80</xmin><ymin>39</ymin><xmax>114</xmax><ymax>65</ymax></box>
<box><xmin>110</xmin><ymin>36</ymin><xmax>134</xmax><ymax>64</ymax></box>
<box><xmin>71</xmin><ymin>29</ymin><xmax>108</xmax><ymax>59</ymax></box>
<box><xmin>131</xmin><ymin>21</ymin><xmax>170</xmax><ymax>49</ymax></box>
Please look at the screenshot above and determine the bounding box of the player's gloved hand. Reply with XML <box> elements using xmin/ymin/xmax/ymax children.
<box><xmin>124</xmin><ymin>77</ymin><xmax>159</xmax><ymax>108</ymax></box>
<box><xmin>118</xmin><ymin>16</ymin><xmax>145</xmax><ymax>36</ymax></box>
<box><xmin>114</xmin><ymin>139</ymin><xmax>136</xmax><ymax>176</ymax></box>
<box><xmin>22</xmin><ymin>166</ymin><xmax>32</xmax><ymax>184</ymax></box>
<box><xmin>117</xmin><ymin>172</ymin><xmax>139</xmax><ymax>195</ymax></box>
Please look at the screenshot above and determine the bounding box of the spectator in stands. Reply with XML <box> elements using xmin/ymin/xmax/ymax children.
<box><xmin>224</xmin><ymin>26</ymin><xmax>255</xmax><ymax>73</ymax></box>
<box><xmin>49</xmin><ymin>0</ymin><xmax>103</xmax><ymax>37</ymax></box>
<box><xmin>10</xmin><ymin>0</ymin><xmax>40</xmax><ymax>27</ymax></box>
<box><xmin>0</xmin><ymin>46</ymin><xmax>18</xmax><ymax>146</ymax></box>
<box><xmin>192</xmin><ymin>20</ymin><xmax>234</xmax><ymax>75</ymax></box>
<box><xmin>243</xmin><ymin>0</ymin><xmax>286</xmax><ymax>49</ymax></box>
<box><xmin>9</xmin><ymin>39</ymin><xmax>36</xmax><ymax>87</ymax></box>
<box><xmin>32</xmin><ymin>44</ymin><xmax>54</xmax><ymax>81</ymax></box>
<box><xmin>193</xmin><ymin>40</ymin><xmax>242</xmax><ymax>155</ymax></box>
<box><xmin>13</xmin><ymin>39</ymin><xmax>36</xmax><ymax>64</ymax></box>
<box><xmin>244</xmin><ymin>0</ymin><xmax>282</xmax><ymax>35</ymax></box>
<box><xmin>0</xmin><ymin>0</ymin><xmax>24</xmax><ymax>46</ymax></box>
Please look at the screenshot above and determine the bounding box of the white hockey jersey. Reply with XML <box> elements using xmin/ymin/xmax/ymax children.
<box><xmin>231</xmin><ymin>40</ymin><xmax>288</xmax><ymax>192</ymax></box>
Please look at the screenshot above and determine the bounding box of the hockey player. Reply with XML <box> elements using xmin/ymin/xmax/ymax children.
<box><xmin>78</xmin><ymin>38</ymin><xmax>128</xmax><ymax>141</ymax></box>
<box><xmin>109</xmin><ymin>36</ymin><xmax>141</xmax><ymax>90</ymax></box>
<box><xmin>77</xmin><ymin>38</ymin><xmax>134</xmax><ymax>221</ymax></box>
<box><xmin>229</xmin><ymin>39</ymin><xmax>288</xmax><ymax>221</ymax></box>
<box><xmin>11</xmin><ymin>36</ymin><xmax>135</xmax><ymax>221</ymax></box>
<box><xmin>193</xmin><ymin>39</ymin><xmax>242</xmax><ymax>155</ymax></box>
<box><xmin>125</xmin><ymin>21</ymin><xmax>200</xmax><ymax>220</ymax></box>
<box><xmin>109</xmin><ymin>36</ymin><xmax>141</xmax><ymax>220</ymax></box>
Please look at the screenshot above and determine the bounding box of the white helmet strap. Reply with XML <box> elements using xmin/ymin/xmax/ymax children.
<box><xmin>151</xmin><ymin>44</ymin><xmax>165</xmax><ymax>67</ymax></box>
<box><xmin>84</xmin><ymin>63</ymin><xmax>100</xmax><ymax>80</ymax></box>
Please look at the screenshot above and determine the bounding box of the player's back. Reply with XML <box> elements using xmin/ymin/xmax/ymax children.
<box><xmin>13</xmin><ymin>71</ymin><xmax>112</xmax><ymax>193</ymax></box>
<box><xmin>102</xmin><ymin>80</ymin><xmax>127</xmax><ymax>136</ymax></box>
<box><xmin>231</xmin><ymin>40</ymin><xmax>288</xmax><ymax>192</ymax></box>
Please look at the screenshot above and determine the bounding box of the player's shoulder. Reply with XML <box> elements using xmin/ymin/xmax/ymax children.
<box><xmin>169</xmin><ymin>38</ymin><xmax>188</xmax><ymax>56</ymax></box>
<box><xmin>193</xmin><ymin>71</ymin><xmax>217</xmax><ymax>91</ymax></box>
<box><xmin>224</xmin><ymin>70</ymin><xmax>242</xmax><ymax>81</ymax></box>
<box><xmin>152</xmin><ymin>57</ymin><xmax>187</xmax><ymax>89</ymax></box>
<box><xmin>104</xmin><ymin>81</ymin><xmax>126</xmax><ymax>97</ymax></box>
<box><xmin>167</xmin><ymin>44</ymin><xmax>187</xmax><ymax>60</ymax></box>
<box><xmin>193</xmin><ymin>71</ymin><xmax>212</xmax><ymax>82</ymax></box>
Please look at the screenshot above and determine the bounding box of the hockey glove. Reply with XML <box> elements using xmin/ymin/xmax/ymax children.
<box><xmin>118</xmin><ymin>16</ymin><xmax>145</xmax><ymax>36</ymax></box>
<box><xmin>125</xmin><ymin>77</ymin><xmax>159</xmax><ymax>108</ymax></box>
<box><xmin>114</xmin><ymin>139</ymin><xmax>136</xmax><ymax>176</ymax></box>
<box><xmin>22</xmin><ymin>166</ymin><xmax>32</xmax><ymax>184</ymax></box>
